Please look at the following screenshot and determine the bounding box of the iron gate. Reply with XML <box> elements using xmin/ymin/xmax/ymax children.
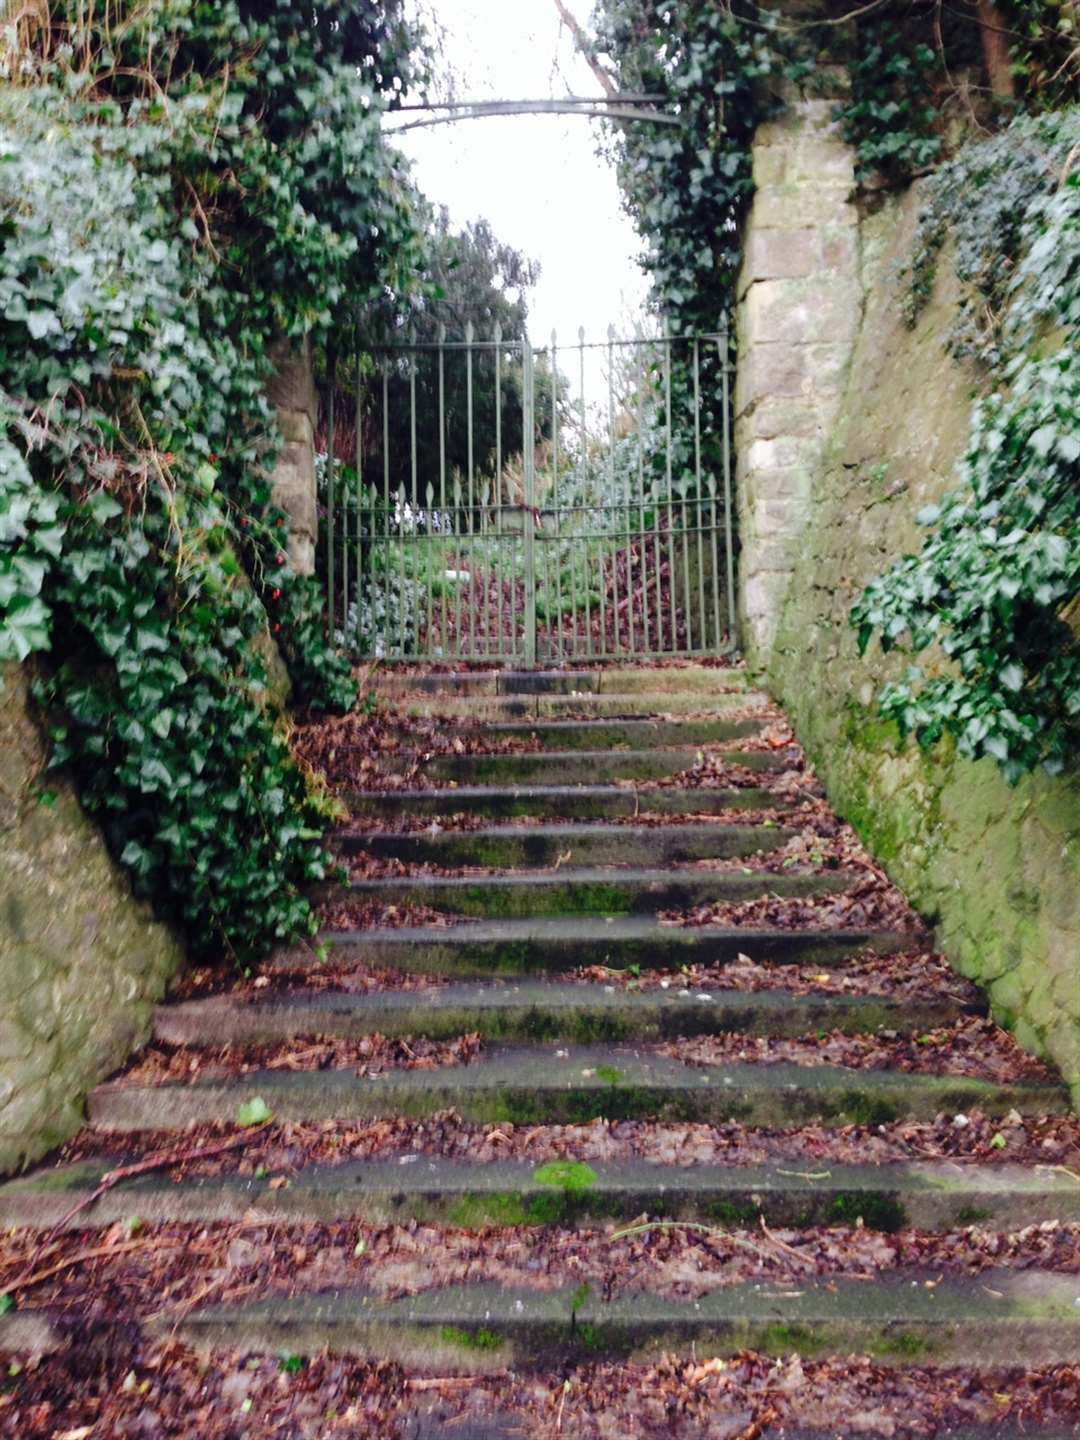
<box><xmin>319</xmin><ymin>323</ymin><xmax>736</xmax><ymax>663</ymax></box>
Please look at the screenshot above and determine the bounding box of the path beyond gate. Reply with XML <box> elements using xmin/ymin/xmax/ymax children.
<box><xmin>321</xmin><ymin>325</ymin><xmax>736</xmax><ymax>664</ymax></box>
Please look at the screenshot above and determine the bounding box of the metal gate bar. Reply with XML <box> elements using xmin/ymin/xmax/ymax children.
<box><xmin>320</xmin><ymin>324</ymin><xmax>737</xmax><ymax>663</ymax></box>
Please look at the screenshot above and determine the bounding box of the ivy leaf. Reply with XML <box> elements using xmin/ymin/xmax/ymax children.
<box><xmin>88</xmin><ymin>492</ymin><xmax>124</xmax><ymax>524</ymax></box>
<box><xmin>236</xmin><ymin>1096</ymin><xmax>273</xmax><ymax>1127</ymax></box>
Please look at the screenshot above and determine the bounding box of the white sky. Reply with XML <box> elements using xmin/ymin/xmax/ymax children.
<box><xmin>391</xmin><ymin>0</ymin><xmax>650</xmax><ymax>348</ymax></box>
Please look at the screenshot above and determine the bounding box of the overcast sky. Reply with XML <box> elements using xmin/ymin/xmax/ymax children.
<box><xmin>390</xmin><ymin>0</ymin><xmax>649</xmax><ymax>349</ymax></box>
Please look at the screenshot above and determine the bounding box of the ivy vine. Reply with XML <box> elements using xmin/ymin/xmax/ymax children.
<box><xmin>852</xmin><ymin>108</ymin><xmax>1080</xmax><ymax>781</ymax></box>
<box><xmin>0</xmin><ymin>3</ymin><xmax>428</xmax><ymax>960</ymax></box>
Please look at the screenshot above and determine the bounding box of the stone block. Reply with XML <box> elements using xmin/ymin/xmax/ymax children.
<box><xmin>745</xmin><ymin>278</ymin><xmax>861</xmax><ymax>347</ymax></box>
<box><xmin>267</xmin><ymin>342</ymin><xmax>319</xmax><ymax>577</ymax></box>
<box><xmin>753</xmin><ymin>185</ymin><xmax>858</xmax><ymax>231</ymax></box>
<box><xmin>277</xmin><ymin>408</ymin><xmax>315</xmax><ymax>447</ymax></box>
<box><xmin>746</xmin><ymin>435</ymin><xmax>812</xmax><ymax>473</ymax></box>
<box><xmin>753</xmin><ymin>467</ymin><xmax>813</xmax><ymax>501</ymax></box>
<box><xmin>266</xmin><ymin>337</ymin><xmax>317</xmax><ymax>421</ymax></box>
<box><xmin>745</xmin><ymin>535</ymin><xmax>798</xmax><ymax>571</ymax></box>
<box><xmin>747</xmin><ymin>398</ymin><xmax>823</xmax><ymax>440</ymax></box>
<box><xmin>822</xmin><ymin>230</ymin><xmax>858</xmax><ymax>273</ymax></box>
<box><xmin>743</xmin><ymin>230</ymin><xmax>821</xmax><ymax>287</ymax></box>
<box><xmin>290</xmin><ymin>533</ymin><xmax>316</xmax><ymax>576</ymax></box>
<box><xmin>752</xmin><ymin>147</ymin><xmax>787</xmax><ymax>189</ymax></box>
<box><xmin>789</xmin><ymin>139</ymin><xmax>856</xmax><ymax>185</ymax></box>
<box><xmin>760</xmin><ymin>495</ymin><xmax>810</xmax><ymax>531</ymax></box>
<box><xmin>735</xmin><ymin>343</ymin><xmax>810</xmax><ymax>410</ymax></box>
<box><xmin>805</xmin><ymin>342</ymin><xmax>855</xmax><ymax>393</ymax></box>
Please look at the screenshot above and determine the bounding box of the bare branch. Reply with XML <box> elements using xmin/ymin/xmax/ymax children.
<box><xmin>552</xmin><ymin>0</ymin><xmax>618</xmax><ymax>98</ymax></box>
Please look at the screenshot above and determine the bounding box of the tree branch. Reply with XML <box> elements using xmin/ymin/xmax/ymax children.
<box><xmin>552</xmin><ymin>0</ymin><xmax>617</xmax><ymax>98</ymax></box>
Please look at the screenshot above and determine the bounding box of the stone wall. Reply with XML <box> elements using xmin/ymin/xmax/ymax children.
<box><xmin>0</xmin><ymin>665</ymin><xmax>184</xmax><ymax>1172</ymax></box>
<box><xmin>267</xmin><ymin>336</ymin><xmax>318</xmax><ymax>577</ymax></box>
<box><xmin>736</xmin><ymin>129</ymin><xmax>1080</xmax><ymax>1103</ymax></box>
<box><xmin>734</xmin><ymin>95</ymin><xmax>860</xmax><ymax>660</ymax></box>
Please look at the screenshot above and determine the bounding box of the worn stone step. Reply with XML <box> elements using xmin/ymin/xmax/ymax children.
<box><xmin>374</xmin><ymin>669</ymin><xmax>593</xmax><ymax>698</ymax></box>
<box><xmin>3</xmin><ymin>1155</ymin><xmax>1072</xmax><ymax>1234</ymax></box>
<box><xmin>152</xmin><ymin>1272</ymin><xmax>1080</xmax><ymax>1370</ymax></box>
<box><xmin>339</xmin><ymin>821</ymin><xmax>794</xmax><ymax>869</ymax></box>
<box><xmin>393</xmin><ymin>691</ymin><xmax>767</xmax><ymax>722</ymax></box>
<box><xmin>373</xmin><ymin>665</ymin><xmax>750</xmax><ymax>698</ymax></box>
<box><xmin>274</xmin><ymin>918</ymin><xmax>903</xmax><ymax>978</ymax></box>
<box><xmin>420</xmin><ymin>717</ymin><xmax>766</xmax><ymax>750</ymax></box>
<box><xmin>154</xmin><ymin>982</ymin><xmax>979</xmax><ymax>1049</ymax></box>
<box><xmin>87</xmin><ymin>1046</ymin><xmax>1067</xmax><ymax>1132</ymax></box>
<box><xmin>339</xmin><ymin>865</ymin><xmax>854</xmax><ymax>918</ymax></box>
<box><xmin>345</xmin><ymin>785</ymin><xmax>801</xmax><ymax>821</ymax></box>
<box><xmin>393</xmin><ymin>747</ymin><xmax>793</xmax><ymax>787</ymax></box>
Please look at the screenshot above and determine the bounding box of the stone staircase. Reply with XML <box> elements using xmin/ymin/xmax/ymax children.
<box><xmin>2</xmin><ymin>664</ymin><xmax>1080</xmax><ymax>1431</ymax></box>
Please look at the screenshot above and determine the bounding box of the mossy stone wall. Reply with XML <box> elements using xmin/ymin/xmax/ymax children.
<box><xmin>0</xmin><ymin>664</ymin><xmax>184</xmax><ymax>1172</ymax></box>
<box><xmin>739</xmin><ymin>148</ymin><xmax>1080</xmax><ymax>1102</ymax></box>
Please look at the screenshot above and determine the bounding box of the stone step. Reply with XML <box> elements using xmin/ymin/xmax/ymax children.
<box><xmin>339</xmin><ymin>865</ymin><xmax>854</xmax><ymax>918</ymax></box>
<box><xmin>275</xmin><ymin>918</ymin><xmax>903</xmax><ymax>978</ymax></box>
<box><xmin>154</xmin><ymin>982</ymin><xmax>979</xmax><ymax>1049</ymax></box>
<box><xmin>88</xmin><ymin>1046</ymin><xmax>1067</xmax><ymax>1132</ymax></box>
<box><xmin>417</xmin><ymin>717</ymin><xmax>766</xmax><ymax>750</ymax></box>
<box><xmin>345</xmin><ymin>785</ymin><xmax>801</xmax><ymax>821</ymax></box>
<box><xmin>392</xmin><ymin>691</ymin><xmax>767</xmax><ymax>722</ymax></box>
<box><xmin>3</xmin><ymin>1155</ymin><xmax>1073</xmax><ymax>1234</ymax></box>
<box><xmin>154</xmin><ymin>1273</ymin><xmax>1080</xmax><ymax>1370</ymax></box>
<box><xmin>394</xmin><ymin>747</ymin><xmax>793</xmax><ymax>787</ymax></box>
<box><xmin>373</xmin><ymin>665</ymin><xmax>750</xmax><ymax>698</ymax></box>
<box><xmin>339</xmin><ymin>821</ymin><xmax>794</xmax><ymax>869</ymax></box>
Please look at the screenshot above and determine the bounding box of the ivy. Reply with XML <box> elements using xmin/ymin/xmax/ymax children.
<box><xmin>0</xmin><ymin>5</ymin><xmax>428</xmax><ymax>960</ymax></box>
<box><xmin>590</xmin><ymin>2</ymin><xmax>801</xmax><ymax>338</ymax></box>
<box><xmin>852</xmin><ymin>108</ymin><xmax>1080</xmax><ymax>782</ymax></box>
<box><xmin>833</xmin><ymin>17</ymin><xmax>944</xmax><ymax>184</ymax></box>
<box><xmin>585</xmin><ymin>2</ymin><xmax>807</xmax><ymax>557</ymax></box>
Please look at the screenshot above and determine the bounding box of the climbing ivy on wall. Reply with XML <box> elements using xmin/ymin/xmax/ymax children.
<box><xmin>577</xmin><ymin>2</ymin><xmax>1079</xmax><ymax>780</ymax></box>
<box><xmin>582</xmin><ymin>1</ymin><xmax>807</xmax><ymax>558</ymax></box>
<box><xmin>0</xmin><ymin>3</ymin><xmax>428</xmax><ymax>960</ymax></box>
<box><xmin>834</xmin><ymin>1</ymin><xmax>1080</xmax><ymax>185</ymax></box>
<box><xmin>852</xmin><ymin>107</ymin><xmax>1080</xmax><ymax>782</ymax></box>
<box><xmin>588</xmin><ymin>2</ymin><xmax>802</xmax><ymax>337</ymax></box>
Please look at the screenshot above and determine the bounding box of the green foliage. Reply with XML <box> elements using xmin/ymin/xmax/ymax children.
<box><xmin>534</xmin><ymin>1161</ymin><xmax>599</xmax><ymax>1192</ymax></box>
<box><xmin>0</xmin><ymin>3</ymin><xmax>428</xmax><ymax>960</ymax></box>
<box><xmin>852</xmin><ymin>108</ymin><xmax>1080</xmax><ymax>782</ymax></box>
<box><xmin>356</xmin><ymin>210</ymin><xmax>547</xmax><ymax>500</ymax></box>
<box><xmin>834</xmin><ymin>20</ymin><xmax>943</xmax><ymax>184</ymax></box>
<box><xmin>439</xmin><ymin>1326</ymin><xmax>504</xmax><ymax>1352</ymax></box>
<box><xmin>996</xmin><ymin>0</ymin><xmax>1080</xmax><ymax>109</ymax></box>
<box><xmin>835</xmin><ymin>2</ymin><xmax>1080</xmax><ymax>186</ymax></box>
<box><xmin>591</xmin><ymin>2</ymin><xmax>802</xmax><ymax>339</ymax></box>
<box><xmin>236</xmin><ymin>1097</ymin><xmax>274</xmax><ymax>1128</ymax></box>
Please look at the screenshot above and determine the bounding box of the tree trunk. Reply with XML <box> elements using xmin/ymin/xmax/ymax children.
<box><xmin>976</xmin><ymin>0</ymin><xmax>1016</xmax><ymax>100</ymax></box>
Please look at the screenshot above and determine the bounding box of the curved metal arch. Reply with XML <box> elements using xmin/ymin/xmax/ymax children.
<box><xmin>386</xmin><ymin>96</ymin><xmax>682</xmax><ymax>133</ymax></box>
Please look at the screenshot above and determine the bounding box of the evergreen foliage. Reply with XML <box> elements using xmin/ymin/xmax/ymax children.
<box><xmin>852</xmin><ymin>108</ymin><xmax>1080</xmax><ymax>781</ymax></box>
<box><xmin>0</xmin><ymin>2</ymin><xmax>426</xmax><ymax>959</ymax></box>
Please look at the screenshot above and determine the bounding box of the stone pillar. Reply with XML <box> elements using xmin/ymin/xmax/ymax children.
<box><xmin>266</xmin><ymin>337</ymin><xmax>318</xmax><ymax>576</ymax></box>
<box><xmin>735</xmin><ymin>94</ymin><xmax>860</xmax><ymax>666</ymax></box>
